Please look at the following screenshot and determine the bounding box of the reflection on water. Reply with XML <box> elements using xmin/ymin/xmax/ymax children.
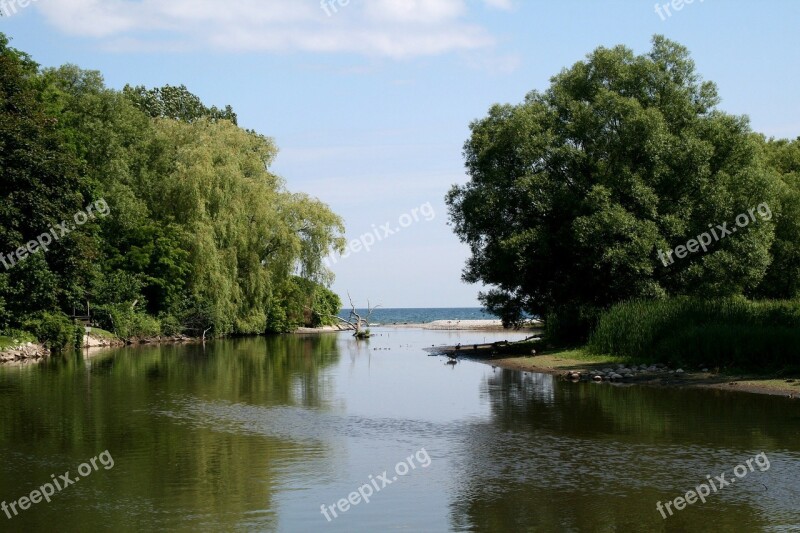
<box><xmin>1</xmin><ymin>329</ymin><xmax>799</xmax><ymax>532</ymax></box>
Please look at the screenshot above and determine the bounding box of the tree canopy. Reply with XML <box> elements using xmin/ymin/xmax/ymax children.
<box><xmin>0</xmin><ymin>33</ymin><xmax>344</xmax><ymax>340</ymax></box>
<box><xmin>447</xmin><ymin>36</ymin><xmax>796</xmax><ymax>328</ymax></box>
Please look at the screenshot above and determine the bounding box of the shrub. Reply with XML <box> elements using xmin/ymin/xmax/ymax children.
<box><xmin>23</xmin><ymin>312</ymin><xmax>76</xmax><ymax>352</ymax></box>
<box><xmin>588</xmin><ymin>298</ymin><xmax>800</xmax><ymax>371</ymax></box>
<box><xmin>159</xmin><ymin>314</ymin><xmax>183</xmax><ymax>336</ymax></box>
<box><xmin>94</xmin><ymin>304</ymin><xmax>161</xmax><ymax>339</ymax></box>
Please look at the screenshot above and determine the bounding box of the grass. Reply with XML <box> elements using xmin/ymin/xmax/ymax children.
<box><xmin>587</xmin><ymin>297</ymin><xmax>800</xmax><ymax>373</ymax></box>
<box><xmin>88</xmin><ymin>327</ymin><xmax>118</xmax><ymax>340</ymax></box>
<box><xmin>493</xmin><ymin>347</ymin><xmax>800</xmax><ymax>396</ymax></box>
<box><xmin>0</xmin><ymin>331</ymin><xmax>37</xmax><ymax>351</ymax></box>
<box><xmin>497</xmin><ymin>348</ymin><xmax>624</xmax><ymax>372</ymax></box>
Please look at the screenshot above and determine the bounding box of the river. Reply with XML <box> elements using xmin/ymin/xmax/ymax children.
<box><xmin>1</xmin><ymin>329</ymin><xmax>799</xmax><ymax>532</ymax></box>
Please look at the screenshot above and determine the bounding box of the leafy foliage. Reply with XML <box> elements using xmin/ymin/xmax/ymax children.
<box><xmin>447</xmin><ymin>36</ymin><xmax>783</xmax><ymax>331</ymax></box>
<box><xmin>266</xmin><ymin>277</ymin><xmax>342</xmax><ymax>333</ymax></box>
<box><xmin>588</xmin><ymin>298</ymin><xmax>800</xmax><ymax>372</ymax></box>
<box><xmin>0</xmin><ymin>33</ymin><xmax>344</xmax><ymax>340</ymax></box>
<box><xmin>22</xmin><ymin>311</ymin><xmax>77</xmax><ymax>351</ymax></box>
<box><xmin>122</xmin><ymin>84</ymin><xmax>238</xmax><ymax>124</ymax></box>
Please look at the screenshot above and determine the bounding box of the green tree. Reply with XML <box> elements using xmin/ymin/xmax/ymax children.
<box><xmin>122</xmin><ymin>84</ymin><xmax>237</xmax><ymax>124</ymax></box>
<box><xmin>0</xmin><ymin>36</ymin><xmax>344</xmax><ymax>339</ymax></box>
<box><xmin>754</xmin><ymin>137</ymin><xmax>800</xmax><ymax>299</ymax></box>
<box><xmin>0</xmin><ymin>35</ymin><xmax>92</xmax><ymax>325</ymax></box>
<box><xmin>446</xmin><ymin>36</ymin><xmax>778</xmax><ymax>331</ymax></box>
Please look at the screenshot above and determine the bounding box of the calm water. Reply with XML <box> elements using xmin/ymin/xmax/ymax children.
<box><xmin>1</xmin><ymin>329</ymin><xmax>799</xmax><ymax>532</ymax></box>
<box><xmin>337</xmin><ymin>307</ymin><xmax>498</xmax><ymax>324</ymax></box>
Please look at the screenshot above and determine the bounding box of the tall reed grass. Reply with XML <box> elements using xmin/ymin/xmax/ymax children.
<box><xmin>587</xmin><ymin>298</ymin><xmax>800</xmax><ymax>372</ymax></box>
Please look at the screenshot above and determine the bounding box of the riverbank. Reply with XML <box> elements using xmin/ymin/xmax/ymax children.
<box><xmin>0</xmin><ymin>342</ymin><xmax>50</xmax><ymax>365</ymax></box>
<box><xmin>478</xmin><ymin>349</ymin><xmax>800</xmax><ymax>398</ymax></box>
<box><xmin>0</xmin><ymin>328</ymin><xmax>202</xmax><ymax>366</ymax></box>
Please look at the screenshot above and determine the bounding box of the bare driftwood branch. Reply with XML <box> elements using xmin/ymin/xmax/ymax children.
<box><xmin>321</xmin><ymin>293</ymin><xmax>381</xmax><ymax>337</ymax></box>
<box><xmin>337</xmin><ymin>293</ymin><xmax>381</xmax><ymax>337</ymax></box>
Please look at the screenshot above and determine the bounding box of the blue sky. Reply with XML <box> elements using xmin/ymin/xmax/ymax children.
<box><xmin>2</xmin><ymin>0</ymin><xmax>798</xmax><ymax>307</ymax></box>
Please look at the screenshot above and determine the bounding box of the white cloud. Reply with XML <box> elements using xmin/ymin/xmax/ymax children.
<box><xmin>364</xmin><ymin>0</ymin><xmax>465</xmax><ymax>24</ymax></box>
<box><xmin>34</xmin><ymin>0</ymin><xmax>507</xmax><ymax>58</ymax></box>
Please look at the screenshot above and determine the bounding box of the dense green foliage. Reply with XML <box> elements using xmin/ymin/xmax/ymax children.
<box><xmin>588</xmin><ymin>298</ymin><xmax>800</xmax><ymax>372</ymax></box>
<box><xmin>447</xmin><ymin>36</ymin><xmax>799</xmax><ymax>336</ymax></box>
<box><xmin>0</xmin><ymin>34</ymin><xmax>344</xmax><ymax>342</ymax></box>
<box><xmin>754</xmin><ymin>136</ymin><xmax>800</xmax><ymax>299</ymax></box>
<box><xmin>22</xmin><ymin>312</ymin><xmax>80</xmax><ymax>351</ymax></box>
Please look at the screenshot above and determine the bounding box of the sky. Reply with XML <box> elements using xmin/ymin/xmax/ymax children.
<box><xmin>1</xmin><ymin>0</ymin><xmax>798</xmax><ymax>308</ymax></box>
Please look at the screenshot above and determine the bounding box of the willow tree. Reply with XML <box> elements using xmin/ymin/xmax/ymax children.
<box><xmin>446</xmin><ymin>36</ymin><xmax>778</xmax><ymax>333</ymax></box>
<box><xmin>150</xmin><ymin>118</ymin><xmax>344</xmax><ymax>335</ymax></box>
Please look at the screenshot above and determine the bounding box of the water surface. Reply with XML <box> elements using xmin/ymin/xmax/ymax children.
<box><xmin>1</xmin><ymin>329</ymin><xmax>799</xmax><ymax>532</ymax></box>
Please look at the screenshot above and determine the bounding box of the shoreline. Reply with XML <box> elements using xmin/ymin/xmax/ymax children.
<box><xmin>294</xmin><ymin>319</ymin><xmax>542</xmax><ymax>334</ymax></box>
<box><xmin>0</xmin><ymin>332</ymin><xmax>203</xmax><ymax>366</ymax></box>
<box><xmin>5</xmin><ymin>328</ymin><xmax>796</xmax><ymax>398</ymax></box>
<box><xmin>470</xmin><ymin>351</ymin><xmax>800</xmax><ymax>398</ymax></box>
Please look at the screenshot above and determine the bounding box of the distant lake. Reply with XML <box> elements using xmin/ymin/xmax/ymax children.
<box><xmin>338</xmin><ymin>307</ymin><xmax>497</xmax><ymax>324</ymax></box>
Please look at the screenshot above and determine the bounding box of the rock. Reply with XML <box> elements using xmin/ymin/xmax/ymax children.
<box><xmin>602</xmin><ymin>368</ymin><xmax>613</xmax><ymax>374</ymax></box>
<box><xmin>675</xmin><ymin>369</ymin><xmax>685</xmax><ymax>374</ymax></box>
<box><xmin>592</xmin><ymin>375</ymin><xmax>602</xmax><ymax>382</ymax></box>
<box><xmin>701</xmin><ymin>368</ymin><xmax>709</xmax><ymax>373</ymax></box>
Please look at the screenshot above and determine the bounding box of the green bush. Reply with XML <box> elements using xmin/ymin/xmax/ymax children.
<box><xmin>95</xmin><ymin>304</ymin><xmax>161</xmax><ymax>339</ymax></box>
<box><xmin>159</xmin><ymin>314</ymin><xmax>183</xmax><ymax>336</ymax></box>
<box><xmin>23</xmin><ymin>312</ymin><xmax>75</xmax><ymax>352</ymax></box>
<box><xmin>588</xmin><ymin>298</ymin><xmax>800</xmax><ymax>371</ymax></box>
<box><xmin>266</xmin><ymin>277</ymin><xmax>341</xmax><ymax>333</ymax></box>
<box><xmin>311</xmin><ymin>285</ymin><xmax>342</xmax><ymax>327</ymax></box>
<box><xmin>0</xmin><ymin>329</ymin><xmax>36</xmax><ymax>344</ymax></box>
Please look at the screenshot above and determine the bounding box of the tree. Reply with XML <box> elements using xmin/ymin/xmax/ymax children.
<box><xmin>0</xmin><ymin>35</ymin><xmax>345</xmax><ymax>340</ymax></box>
<box><xmin>0</xmin><ymin>35</ymin><xmax>92</xmax><ymax>325</ymax></box>
<box><xmin>122</xmin><ymin>84</ymin><xmax>238</xmax><ymax>124</ymax></box>
<box><xmin>446</xmin><ymin>36</ymin><xmax>778</xmax><ymax>331</ymax></box>
<box><xmin>754</xmin><ymin>136</ymin><xmax>800</xmax><ymax>299</ymax></box>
